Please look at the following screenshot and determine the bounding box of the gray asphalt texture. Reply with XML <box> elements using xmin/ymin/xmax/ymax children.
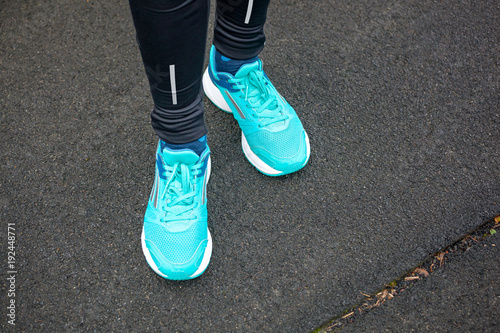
<box><xmin>0</xmin><ymin>0</ymin><xmax>499</xmax><ymax>332</ymax></box>
<box><xmin>342</xmin><ymin>235</ymin><xmax>499</xmax><ymax>333</ymax></box>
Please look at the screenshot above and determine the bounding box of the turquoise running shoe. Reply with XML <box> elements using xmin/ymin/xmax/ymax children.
<box><xmin>142</xmin><ymin>140</ymin><xmax>212</xmax><ymax>280</ymax></box>
<box><xmin>203</xmin><ymin>45</ymin><xmax>310</xmax><ymax>176</ymax></box>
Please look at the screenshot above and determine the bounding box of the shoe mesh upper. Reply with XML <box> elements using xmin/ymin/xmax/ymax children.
<box><xmin>143</xmin><ymin>143</ymin><xmax>209</xmax><ymax>267</ymax></box>
<box><xmin>145</xmin><ymin>223</ymin><xmax>204</xmax><ymax>264</ymax></box>
<box><xmin>246</xmin><ymin>117</ymin><xmax>304</xmax><ymax>159</ymax></box>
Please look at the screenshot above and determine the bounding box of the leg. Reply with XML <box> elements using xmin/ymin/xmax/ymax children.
<box><xmin>204</xmin><ymin>0</ymin><xmax>311</xmax><ymax>176</ymax></box>
<box><xmin>129</xmin><ymin>0</ymin><xmax>210</xmax><ymax>144</ymax></box>
<box><xmin>214</xmin><ymin>0</ymin><xmax>270</xmax><ymax>59</ymax></box>
<box><xmin>129</xmin><ymin>0</ymin><xmax>213</xmax><ymax>280</ymax></box>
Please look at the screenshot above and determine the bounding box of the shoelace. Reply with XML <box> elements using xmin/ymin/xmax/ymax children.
<box><xmin>229</xmin><ymin>70</ymin><xmax>289</xmax><ymax>127</ymax></box>
<box><xmin>160</xmin><ymin>162</ymin><xmax>202</xmax><ymax>222</ymax></box>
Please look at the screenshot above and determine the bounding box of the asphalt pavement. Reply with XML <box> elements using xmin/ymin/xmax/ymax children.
<box><xmin>340</xmin><ymin>234</ymin><xmax>499</xmax><ymax>333</ymax></box>
<box><xmin>1</xmin><ymin>0</ymin><xmax>499</xmax><ymax>331</ymax></box>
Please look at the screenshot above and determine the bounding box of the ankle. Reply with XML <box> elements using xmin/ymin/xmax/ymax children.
<box><xmin>161</xmin><ymin>135</ymin><xmax>207</xmax><ymax>156</ymax></box>
<box><xmin>214</xmin><ymin>48</ymin><xmax>258</xmax><ymax>75</ymax></box>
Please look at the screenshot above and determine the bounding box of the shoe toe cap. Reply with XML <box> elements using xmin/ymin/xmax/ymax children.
<box><xmin>248</xmin><ymin>128</ymin><xmax>310</xmax><ymax>175</ymax></box>
<box><xmin>144</xmin><ymin>237</ymin><xmax>209</xmax><ymax>280</ymax></box>
<box><xmin>142</xmin><ymin>221</ymin><xmax>211</xmax><ymax>280</ymax></box>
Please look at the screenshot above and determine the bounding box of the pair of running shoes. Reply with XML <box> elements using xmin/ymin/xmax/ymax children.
<box><xmin>141</xmin><ymin>46</ymin><xmax>311</xmax><ymax>280</ymax></box>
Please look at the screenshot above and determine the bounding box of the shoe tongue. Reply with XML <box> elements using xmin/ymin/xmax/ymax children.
<box><xmin>235</xmin><ymin>61</ymin><xmax>261</xmax><ymax>78</ymax></box>
<box><xmin>162</xmin><ymin>149</ymin><xmax>199</xmax><ymax>166</ymax></box>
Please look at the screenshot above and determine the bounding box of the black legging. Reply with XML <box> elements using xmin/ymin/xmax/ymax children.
<box><xmin>129</xmin><ymin>0</ymin><xmax>271</xmax><ymax>144</ymax></box>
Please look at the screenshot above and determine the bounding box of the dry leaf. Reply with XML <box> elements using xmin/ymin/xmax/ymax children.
<box><xmin>415</xmin><ymin>267</ymin><xmax>430</xmax><ymax>277</ymax></box>
<box><xmin>436</xmin><ymin>251</ymin><xmax>447</xmax><ymax>267</ymax></box>
<box><xmin>494</xmin><ymin>216</ymin><xmax>500</xmax><ymax>223</ymax></box>
<box><xmin>360</xmin><ymin>292</ymin><xmax>371</xmax><ymax>297</ymax></box>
